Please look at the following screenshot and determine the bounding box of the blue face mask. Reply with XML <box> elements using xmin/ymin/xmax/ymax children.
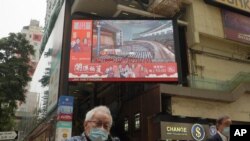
<box><xmin>222</xmin><ymin>127</ymin><xmax>230</xmax><ymax>137</ymax></box>
<box><xmin>89</xmin><ymin>128</ymin><xmax>109</xmax><ymax>141</ymax></box>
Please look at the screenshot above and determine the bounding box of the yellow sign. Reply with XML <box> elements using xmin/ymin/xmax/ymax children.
<box><xmin>161</xmin><ymin>122</ymin><xmax>210</xmax><ymax>140</ymax></box>
<box><xmin>214</xmin><ymin>0</ymin><xmax>250</xmax><ymax>13</ymax></box>
<box><xmin>166</xmin><ymin>126</ymin><xmax>187</xmax><ymax>133</ymax></box>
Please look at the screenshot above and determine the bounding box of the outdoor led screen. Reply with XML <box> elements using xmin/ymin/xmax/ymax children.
<box><xmin>68</xmin><ymin>20</ymin><xmax>178</xmax><ymax>81</ymax></box>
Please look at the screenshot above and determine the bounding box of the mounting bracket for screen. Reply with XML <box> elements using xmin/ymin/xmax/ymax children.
<box><xmin>113</xmin><ymin>4</ymin><xmax>163</xmax><ymax>18</ymax></box>
<box><xmin>113</xmin><ymin>4</ymin><xmax>188</xmax><ymax>27</ymax></box>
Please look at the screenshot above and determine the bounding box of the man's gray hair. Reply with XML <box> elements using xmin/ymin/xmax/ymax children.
<box><xmin>85</xmin><ymin>105</ymin><xmax>113</xmax><ymax>126</ymax></box>
<box><xmin>216</xmin><ymin>115</ymin><xmax>230</xmax><ymax>129</ymax></box>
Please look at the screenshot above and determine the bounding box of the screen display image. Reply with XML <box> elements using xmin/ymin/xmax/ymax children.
<box><xmin>69</xmin><ymin>20</ymin><xmax>178</xmax><ymax>81</ymax></box>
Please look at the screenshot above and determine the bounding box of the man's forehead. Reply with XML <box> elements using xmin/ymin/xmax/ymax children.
<box><xmin>92</xmin><ymin>111</ymin><xmax>111</xmax><ymax>119</ymax></box>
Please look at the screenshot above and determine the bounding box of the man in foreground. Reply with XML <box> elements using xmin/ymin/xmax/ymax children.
<box><xmin>66</xmin><ymin>105</ymin><xmax>119</xmax><ymax>141</ymax></box>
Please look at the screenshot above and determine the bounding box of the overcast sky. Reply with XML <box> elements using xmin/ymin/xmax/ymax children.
<box><xmin>0</xmin><ymin>0</ymin><xmax>47</xmax><ymax>108</ymax></box>
<box><xmin>0</xmin><ymin>0</ymin><xmax>46</xmax><ymax>38</ymax></box>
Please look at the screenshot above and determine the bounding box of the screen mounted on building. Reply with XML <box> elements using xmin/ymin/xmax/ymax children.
<box><xmin>69</xmin><ymin>20</ymin><xmax>178</xmax><ymax>81</ymax></box>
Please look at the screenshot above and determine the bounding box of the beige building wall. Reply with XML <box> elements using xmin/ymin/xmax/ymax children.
<box><xmin>168</xmin><ymin>0</ymin><xmax>250</xmax><ymax>122</ymax></box>
<box><xmin>192</xmin><ymin>0</ymin><xmax>224</xmax><ymax>38</ymax></box>
<box><xmin>195</xmin><ymin>54</ymin><xmax>250</xmax><ymax>80</ymax></box>
<box><xmin>185</xmin><ymin>0</ymin><xmax>250</xmax><ymax>81</ymax></box>
<box><xmin>171</xmin><ymin>95</ymin><xmax>250</xmax><ymax>122</ymax></box>
<box><xmin>193</xmin><ymin>35</ymin><xmax>250</xmax><ymax>80</ymax></box>
<box><xmin>21</xmin><ymin>20</ymin><xmax>43</xmax><ymax>63</ymax></box>
<box><xmin>183</xmin><ymin>0</ymin><xmax>223</xmax><ymax>46</ymax></box>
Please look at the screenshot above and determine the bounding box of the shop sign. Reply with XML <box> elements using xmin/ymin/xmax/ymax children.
<box><xmin>161</xmin><ymin>122</ymin><xmax>210</xmax><ymax>141</ymax></box>
<box><xmin>57</xmin><ymin>105</ymin><xmax>73</xmax><ymax>115</ymax></box>
<box><xmin>56</xmin><ymin>121</ymin><xmax>72</xmax><ymax>128</ymax></box>
<box><xmin>191</xmin><ymin>124</ymin><xmax>206</xmax><ymax>141</ymax></box>
<box><xmin>222</xmin><ymin>10</ymin><xmax>250</xmax><ymax>44</ymax></box>
<box><xmin>0</xmin><ymin>131</ymin><xmax>18</xmax><ymax>140</ymax></box>
<box><xmin>56</xmin><ymin>121</ymin><xmax>72</xmax><ymax>141</ymax></box>
<box><xmin>57</xmin><ymin>114</ymin><xmax>73</xmax><ymax>121</ymax></box>
<box><xmin>58</xmin><ymin>96</ymin><xmax>74</xmax><ymax>106</ymax></box>
<box><xmin>209</xmin><ymin>125</ymin><xmax>217</xmax><ymax>136</ymax></box>
<box><xmin>57</xmin><ymin>96</ymin><xmax>74</xmax><ymax>122</ymax></box>
<box><xmin>55</xmin><ymin>127</ymin><xmax>72</xmax><ymax>141</ymax></box>
<box><xmin>204</xmin><ymin>0</ymin><xmax>250</xmax><ymax>14</ymax></box>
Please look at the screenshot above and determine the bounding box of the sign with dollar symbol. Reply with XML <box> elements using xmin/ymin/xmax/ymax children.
<box><xmin>191</xmin><ymin>124</ymin><xmax>205</xmax><ymax>141</ymax></box>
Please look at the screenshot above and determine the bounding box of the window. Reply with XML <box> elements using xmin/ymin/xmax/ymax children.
<box><xmin>134</xmin><ymin>113</ymin><xmax>141</xmax><ymax>130</ymax></box>
<box><xmin>124</xmin><ymin>118</ymin><xmax>129</xmax><ymax>132</ymax></box>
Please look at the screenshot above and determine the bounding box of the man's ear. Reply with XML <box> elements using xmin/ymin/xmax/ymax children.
<box><xmin>84</xmin><ymin>121</ymin><xmax>90</xmax><ymax>135</ymax></box>
<box><xmin>84</xmin><ymin>121</ymin><xmax>87</xmax><ymax>128</ymax></box>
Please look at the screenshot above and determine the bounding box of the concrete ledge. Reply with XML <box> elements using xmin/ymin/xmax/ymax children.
<box><xmin>160</xmin><ymin>82</ymin><xmax>250</xmax><ymax>102</ymax></box>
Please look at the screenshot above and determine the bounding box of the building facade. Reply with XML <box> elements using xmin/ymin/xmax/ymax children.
<box><xmin>26</xmin><ymin>0</ymin><xmax>250</xmax><ymax>141</ymax></box>
<box><xmin>21</xmin><ymin>19</ymin><xmax>43</xmax><ymax>63</ymax></box>
<box><xmin>171</xmin><ymin>0</ymin><xmax>250</xmax><ymax>121</ymax></box>
<box><xmin>45</xmin><ymin>0</ymin><xmax>57</xmax><ymax>28</ymax></box>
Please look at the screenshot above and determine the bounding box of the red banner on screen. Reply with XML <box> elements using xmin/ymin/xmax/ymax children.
<box><xmin>222</xmin><ymin>10</ymin><xmax>250</xmax><ymax>44</ymax></box>
<box><xmin>69</xmin><ymin>20</ymin><xmax>178</xmax><ymax>81</ymax></box>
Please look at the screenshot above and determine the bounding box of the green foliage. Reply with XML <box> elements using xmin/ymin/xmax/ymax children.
<box><xmin>0</xmin><ymin>33</ymin><xmax>34</xmax><ymax>131</ymax></box>
<box><xmin>0</xmin><ymin>101</ymin><xmax>16</xmax><ymax>131</ymax></box>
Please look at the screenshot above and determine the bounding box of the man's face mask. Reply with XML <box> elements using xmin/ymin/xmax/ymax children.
<box><xmin>89</xmin><ymin>128</ymin><xmax>108</xmax><ymax>141</ymax></box>
<box><xmin>222</xmin><ymin>126</ymin><xmax>230</xmax><ymax>137</ymax></box>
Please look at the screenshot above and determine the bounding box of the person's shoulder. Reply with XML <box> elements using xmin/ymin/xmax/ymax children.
<box><xmin>206</xmin><ymin>133</ymin><xmax>222</xmax><ymax>141</ymax></box>
<box><xmin>111</xmin><ymin>137</ymin><xmax>120</xmax><ymax>141</ymax></box>
<box><xmin>66</xmin><ymin>135</ymin><xmax>86</xmax><ymax>141</ymax></box>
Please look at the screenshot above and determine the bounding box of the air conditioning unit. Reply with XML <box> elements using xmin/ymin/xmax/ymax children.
<box><xmin>147</xmin><ymin>0</ymin><xmax>181</xmax><ymax>17</ymax></box>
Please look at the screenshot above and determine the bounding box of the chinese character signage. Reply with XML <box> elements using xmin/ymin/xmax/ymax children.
<box><xmin>57</xmin><ymin>96</ymin><xmax>74</xmax><ymax>121</ymax></box>
<box><xmin>58</xmin><ymin>96</ymin><xmax>74</xmax><ymax>106</ymax></box>
<box><xmin>69</xmin><ymin>20</ymin><xmax>178</xmax><ymax>81</ymax></box>
<box><xmin>222</xmin><ymin>10</ymin><xmax>250</xmax><ymax>44</ymax></box>
<box><xmin>56</xmin><ymin>96</ymin><xmax>74</xmax><ymax>141</ymax></box>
